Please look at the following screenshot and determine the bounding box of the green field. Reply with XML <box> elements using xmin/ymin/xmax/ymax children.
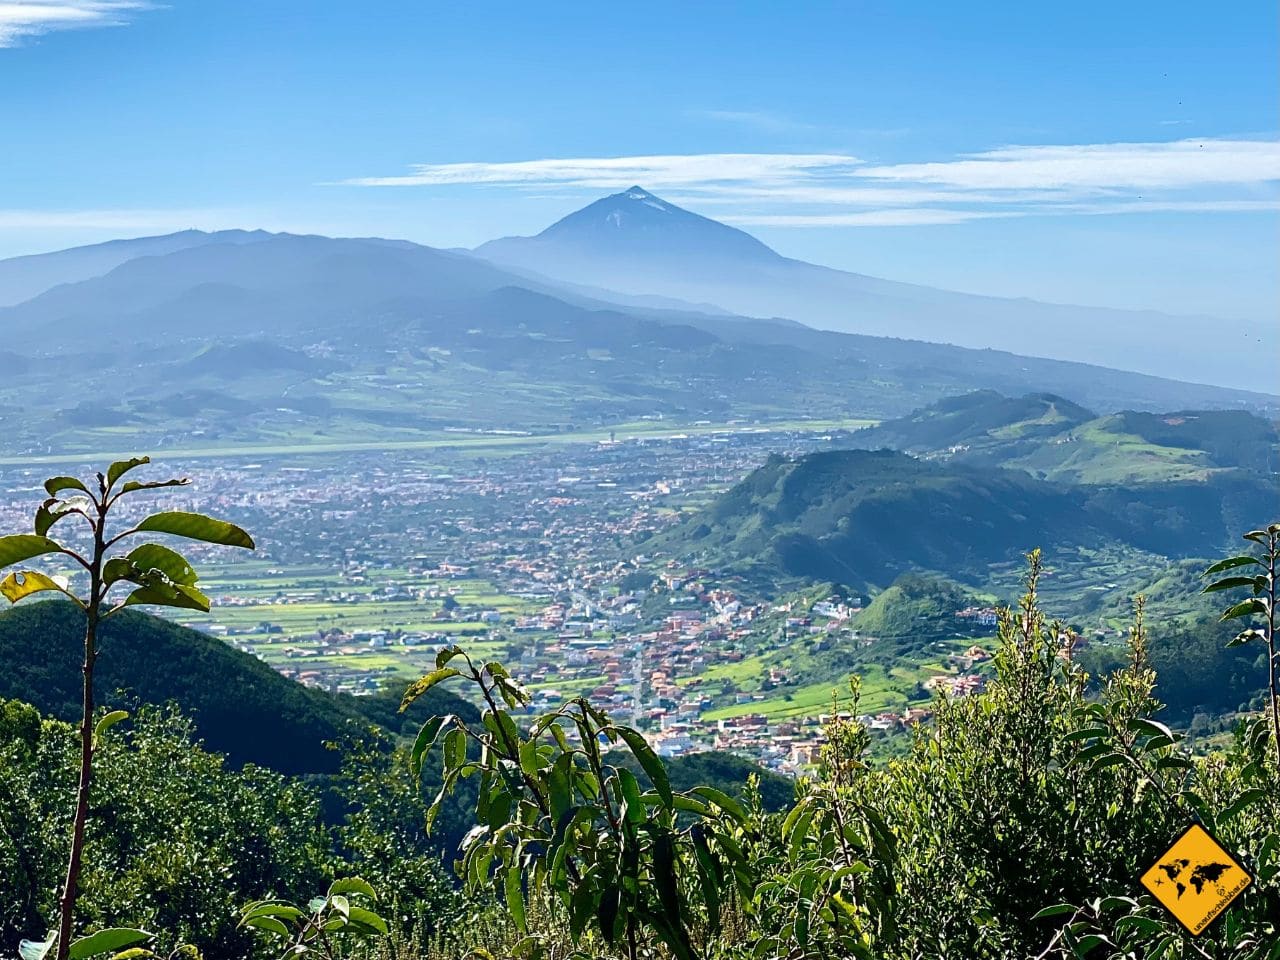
<box><xmin>0</xmin><ymin>417</ymin><xmax>878</xmax><ymax>467</ymax></box>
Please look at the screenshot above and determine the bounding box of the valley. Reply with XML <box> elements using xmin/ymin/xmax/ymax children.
<box><xmin>7</xmin><ymin>389</ymin><xmax>1267</xmax><ymax>774</ymax></box>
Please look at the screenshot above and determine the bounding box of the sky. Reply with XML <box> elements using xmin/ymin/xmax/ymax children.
<box><xmin>1</xmin><ymin>0</ymin><xmax>1277</xmax><ymax>321</ymax></box>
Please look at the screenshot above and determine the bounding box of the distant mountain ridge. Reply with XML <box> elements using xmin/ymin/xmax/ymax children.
<box><xmin>0</xmin><ymin>226</ymin><xmax>1275</xmax><ymax>459</ymax></box>
<box><xmin>475</xmin><ymin>187</ymin><xmax>1270</xmax><ymax>388</ymax></box>
<box><xmin>0</xmin><ymin>228</ymin><xmax>276</xmax><ymax>307</ymax></box>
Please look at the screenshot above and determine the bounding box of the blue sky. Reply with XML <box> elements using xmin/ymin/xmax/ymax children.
<box><xmin>2</xmin><ymin>1</ymin><xmax>1277</xmax><ymax>321</ymax></box>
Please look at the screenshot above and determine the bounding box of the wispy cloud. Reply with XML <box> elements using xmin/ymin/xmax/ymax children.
<box><xmin>0</xmin><ymin>1</ymin><xmax>152</xmax><ymax>48</ymax></box>
<box><xmin>856</xmin><ymin>139</ymin><xmax>1280</xmax><ymax>191</ymax></box>
<box><xmin>341</xmin><ymin>154</ymin><xmax>862</xmax><ymax>189</ymax></box>
<box><xmin>341</xmin><ymin>138</ymin><xmax>1280</xmax><ymax>228</ymax></box>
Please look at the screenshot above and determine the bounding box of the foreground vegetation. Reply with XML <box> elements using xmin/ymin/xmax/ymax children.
<box><xmin>1</xmin><ymin>461</ymin><xmax>1277</xmax><ymax>959</ymax></box>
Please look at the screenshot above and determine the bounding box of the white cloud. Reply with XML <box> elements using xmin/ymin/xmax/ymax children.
<box><xmin>0</xmin><ymin>1</ymin><xmax>152</xmax><ymax>48</ymax></box>
<box><xmin>856</xmin><ymin>139</ymin><xmax>1280</xmax><ymax>191</ymax></box>
<box><xmin>340</xmin><ymin>153</ymin><xmax>862</xmax><ymax>188</ymax></box>
<box><xmin>724</xmin><ymin>208</ymin><xmax>1009</xmax><ymax>227</ymax></box>
<box><xmin>341</xmin><ymin>138</ymin><xmax>1280</xmax><ymax>228</ymax></box>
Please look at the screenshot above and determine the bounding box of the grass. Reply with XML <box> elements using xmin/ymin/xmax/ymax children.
<box><xmin>702</xmin><ymin>665</ymin><xmax>911</xmax><ymax>722</ymax></box>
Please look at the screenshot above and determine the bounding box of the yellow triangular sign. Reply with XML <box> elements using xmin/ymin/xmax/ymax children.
<box><xmin>1139</xmin><ymin>823</ymin><xmax>1251</xmax><ymax>936</ymax></box>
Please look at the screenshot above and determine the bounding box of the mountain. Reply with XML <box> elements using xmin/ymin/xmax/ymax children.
<box><xmin>850</xmin><ymin>390</ymin><xmax>1280</xmax><ymax>483</ymax></box>
<box><xmin>0</xmin><ymin>229</ymin><xmax>276</xmax><ymax>307</ymax></box>
<box><xmin>0</xmin><ymin>230</ymin><xmax>1274</xmax><ymax>459</ymax></box>
<box><xmin>850</xmin><ymin>391</ymin><xmax>1096</xmax><ymax>455</ymax></box>
<box><xmin>480</xmin><ymin>186</ymin><xmax>782</xmax><ymax>269</ymax></box>
<box><xmin>475</xmin><ymin>188</ymin><xmax>1271</xmax><ymax>388</ymax></box>
<box><xmin>654</xmin><ymin>448</ymin><xmax>1276</xmax><ymax>590</ymax></box>
<box><xmin>0</xmin><ymin>601</ymin><xmax>474</xmax><ymax>774</ymax></box>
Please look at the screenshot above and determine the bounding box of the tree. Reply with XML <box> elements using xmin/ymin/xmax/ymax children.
<box><xmin>400</xmin><ymin>647</ymin><xmax>748</xmax><ymax>960</ymax></box>
<box><xmin>0</xmin><ymin>457</ymin><xmax>254</xmax><ymax>960</ymax></box>
<box><xmin>1203</xmin><ymin>522</ymin><xmax>1280</xmax><ymax>767</ymax></box>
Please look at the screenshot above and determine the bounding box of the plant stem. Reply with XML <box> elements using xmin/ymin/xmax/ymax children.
<box><xmin>1268</xmin><ymin>532</ymin><xmax>1279</xmax><ymax>770</ymax></box>
<box><xmin>55</xmin><ymin>497</ymin><xmax>105</xmax><ymax>960</ymax></box>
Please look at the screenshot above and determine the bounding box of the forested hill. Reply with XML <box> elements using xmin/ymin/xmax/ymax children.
<box><xmin>0</xmin><ymin>601</ymin><xmax>475</xmax><ymax>774</ymax></box>
<box><xmin>655</xmin><ymin>448</ymin><xmax>1275</xmax><ymax>590</ymax></box>
<box><xmin>850</xmin><ymin>390</ymin><xmax>1280</xmax><ymax>483</ymax></box>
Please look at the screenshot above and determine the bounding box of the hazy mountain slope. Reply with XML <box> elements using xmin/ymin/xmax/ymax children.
<box><xmin>0</xmin><ymin>229</ymin><xmax>276</xmax><ymax>307</ymax></box>
<box><xmin>475</xmin><ymin>188</ymin><xmax>1269</xmax><ymax>388</ymax></box>
<box><xmin>0</xmin><ymin>230</ymin><xmax>1274</xmax><ymax>459</ymax></box>
<box><xmin>655</xmin><ymin>448</ymin><xmax>1276</xmax><ymax>590</ymax></box>
<box><xmin>0</xmin><ymin>601</ymin><xmax>473</xmax><ymax>774</ymax></box>
<box><xmin>0</xmin><ymin>233</ymin><xmax>534</xmax><ymax>338</ymax></box>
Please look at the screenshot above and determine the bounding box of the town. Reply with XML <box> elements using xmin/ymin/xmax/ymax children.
<box><xmin>0</xmin><ymin>422</ymin><xmax>1006</xmax><ymax>775</ymax></box>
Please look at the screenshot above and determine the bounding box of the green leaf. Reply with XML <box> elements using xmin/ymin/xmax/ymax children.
<box><xmin>1227</xmin><ymin>629</ymin><xmax>1267</xmax><ymax>647</ymax></box>
<box><xmin>1203</xmin><ymin>555</ymin><xmax>1263</xmax><ymax>575</ymax></box>
<box><xmin>1221</xmin><ymin>597</ymin><xmax>1268</xmax><ymax>621</ymax></box>
<box><xmin>652</xmin><ymin>829</ymin><xmax>683</xmax><ymax>935</ymax></box>
<box><xmin>1031</xmin><ymin>903</ymin><xmax>1077</xmax><ymax>920</ymax></box>
<box><xmin>1219</xmin><ymin>788</ymin><xmax>1267</xmax><ymax>824</ymax></box>
<box><xmin>505</xmin><ymin>867</ymin><xmax>526</xmax><ymax>933</ymax></box>
<box><xmin>119</xmin><ymin>478</ymin><xmax>190</xmax><ymax>495</ymax></box>
<box><xmin>134</xmin><ymin>511</ymin><xmax>254</xmax><ymax>549</ymax></box>
<box><xmin>102</xmin><ymin>559</ymin><xmax>137</xmax><ymax>587</ymax></box>
<box><xmin>124</xmin><ymin>544</ymin><xmax>198</xmax><ymax>585</ymax></box>
<box><xmin>240</xmin><ymin>901</ymin><xmax>306</xmax><ymax>923</ymax></box>
<box><xmin>408</xmin><ymin>715</ymin><xmax>452</xmax><ymax>778</ymax></box>
<box><xmin>69</xmin><ymin>929</ymin><xmax>152</xmax><ymax>959</ymax></box>
<box><xmin>616</xmin><ymin>767</ymin><xmax>646</xmax><ymax>824</ymax></box>
<box><xmin>444</xmin><ymin>727</ymin><xmax>467</xmax><ymax>770</ymax></box>
<box><xmin>0</xmin><ymin>535</ymin><xmax>63</xmax><ymax>571</ymax></box>
<box><xmin>435</xmin><ymin>645</ymin><xmax>465</xmax><ymax>670</ymax></box>
<box><xmin>1089</xmin><ymin>753</ymin><xmax>1129</xmax><ymax>771</ymax></box>
<box><xmin>346</xmin><ymin>906</ymin><xmax>388</xmax><ymax>936</ymax></box>
<box><xmin>612</xmin><ymin>726</ymin><xmax>672</xmax><ymax>808</ymax></box>
<box><xmin>1114</xmin><ymin>915</ymin><xmax>1164</xmax><ymax>936</ymax></box>
<box><xmin>400</xmin><ymin>668</ymin><xmax>461</xmax><ymax>711</ymax></box>
<box><xmin>36</xmin><ymin>498</ymin><xmax>90</xmax><ymax>537</ymax></box>
<box><xmin>122</xmin><ymin>581</ymin><xmax>210</xmax><ymax>612</ymax></box>
<box><xmin>1</xmin><ymin>570</ymin><xmax>78</xmax><ymax>605</ymax></box>
<box><xmin>1128</xmin><ymin>718</ymin><xmax>1175</xmax><ymax>741</ymax></box>
<box><xmin>44</xmin><ymin>476</ymin><xmax>89</xmax><ymax>497</ymax></box>
<box><xmin>241</xmin><ymin>916</ymin><xmax>290</xmax><ymax>937</ymax></box>
<box><xmin>94</xmin><ymin>710</ymin><xmax>129</xmax><ymax>743</ymax></box>
<box><xmin>328</xmin><ymin>877</ymin><xmax>377</xmax><ymax>900</ymax></box>
<box><xmin>690</xmin><ymin>785</ymin><xmax>748</xmax><ymax>824</ymax></box>
<box><xmin>106</xmin><ymin>457</ymin><xmax>150</xmax><ymax>488</ymax></box>
<box><xmin>1203</xmin><ymin>576</ymin><xmax>1265</xmax><ymax>593</ymax></box>
<box><xmin>596</xmin><ymin>886</ymin><xmax>621</xmax><ymax>944</ymax></box>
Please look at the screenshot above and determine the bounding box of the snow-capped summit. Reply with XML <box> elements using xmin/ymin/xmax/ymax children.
<box><xmin>476</xmin><ymin>186</ymin><xmax>781</xmax><ymax>265</ymax></box>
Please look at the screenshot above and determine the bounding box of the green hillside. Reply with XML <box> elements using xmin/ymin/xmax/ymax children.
<box><xmin>0</xmin><ymin>601</ymin><xmax>475</xmax><ymax>774</ymax></box>
<box><xmin>656</xmin><ymin>448</ymin><xmax>1276</xmax><ymax>590</ymax></box>
<box><xmin>851</xmin><ymin>390</ymin><xmax>1279</xmax><ymax>484</ymax></box>
<box><xmin>853</xmin><ymin>574</ymin><xmax>982</xmax><ymax>640</ymax></box>
<box><xmin>851</xmin><ymin>390</ymin><xmax>1094</xmax><ymax>455</ymax></box>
